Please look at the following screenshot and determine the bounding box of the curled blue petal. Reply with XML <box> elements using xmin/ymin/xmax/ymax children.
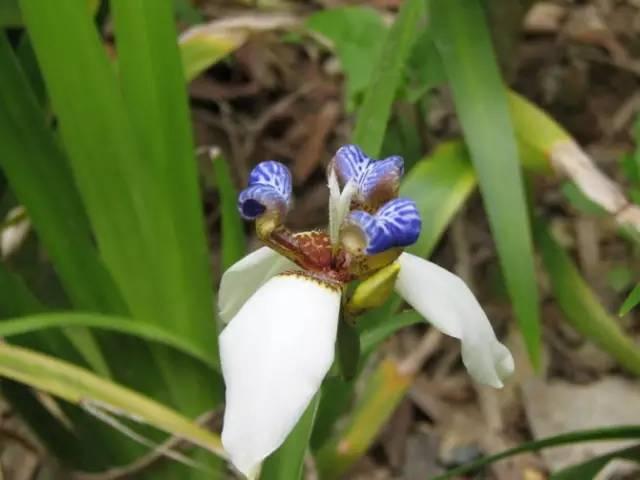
<box><xmin>343</xmin><ymin>198</ymin><xmax>421</xmax><ymax>254</ymax></box>
<box><xmin>238</xmin><ymin>161</ymin><xmax>292</xmax><ymax>220</ymax></box>
<box><xmin>333</xmin><ymin>144</ymin><xmax>370</xmax><ymax>186</ymax></box>
<box><xmin>376</xmin><ymin>198</ymin><xmax>421</xmax><ymax>248</ymax></box>
<box><xmin>360</xmin><ymin>156</ymin><xmax>404</xmax><ymax>204</ymax></box>
<box><xmin>331</xmin><ymin>145</ymin><xmax>405</xmax><ymax>208</ymax></box>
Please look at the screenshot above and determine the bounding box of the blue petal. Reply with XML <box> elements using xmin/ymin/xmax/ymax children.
<box><xmin>359</xmin><ymin>156</ymin><xmax>404</xmax><ymax>202</ymax></box>
<box><xmin>238</xmin><ymin>161</ymin><xmax>292</xmax><ymax>220</ymax></box>
<box><xmin>376</xmin><ymin>198</ymin><xmax>421</xmax><ymax>248</ymax></box>
<box><xmin>331</xmin><ymin>145</ymin><xmax>405</xmax><ymax>207</ymax></box>
<box><xmin>248</xmin><ymin>161</ymin><xmax>292</xmax><ymax>198</ymax></box>
<box><xmin>333</xmin><ymin>144</ymin><xmax>371</xmax><ymax>185</ymax></box>
<box><xmin>344</xmin><ymin>198</ymin><xmax>421</xmax><ymax>254</ymax></box>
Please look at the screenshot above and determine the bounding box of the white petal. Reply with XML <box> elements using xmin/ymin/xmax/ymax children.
<box><xmin>218</xmin><ymin>247</ymin><xmax>297</xmax><ymax>324</ymax></box>
<box><xmin>395</xmin><ymin>253</ymin><xmax>514</xmax><ymax>388</ymax></box>
<box><xmin>220</xmin><ymin>273</ymin><xmax>341</xmax><ymax>477</ymax></box>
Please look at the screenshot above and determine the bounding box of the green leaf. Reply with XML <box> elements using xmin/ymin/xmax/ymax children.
<box><xmin>431</xmin><ymin>0</ymin><xmax>541</xmax><ymax>368</ymax></box>
<box><xmin>0</xmin><ymin>0</ymin><xmax>21</xmax><ymax>26</ymax></box>
<box><xmin>306</xmin><ymin>7</ymin><xmax>386</xmax><ymax>111</ymax></box>
<box><xmin>537</xmin><ymin>223</ymin><xmax>640</xmax><ymax>376</ymax></box>
<box><xmin>620</xmin><ymin>284</ymin><xmax>640</xmax><ymax>316</ymax></box>
<box><xmin>433</xmin><ymin>426</ymin><xmax>640</xmax><ymax>479</ymax></box>
<box><xmin>0</xmin><ymin>342</ymin><xmax>225</xmax><ymax>458</ymax></box>
<box><xmin>173</xmin><ymin>0</ymin><xmax>203</xmax><ymax>25</ymax></box>
<box><xmin>507</xmin><ymin>90</ymin><xmax>568</xmax><ymax>173</ymax></box>
<box><xmin>0</xmin><ymin>313</ymin><xmax>216</xmax><ymax>370</ymax></box>
<box><xmin>402</xmin><ymin>142</ymin><xmax>476</xmax><ymax>257</ymax></box>
<box><xmin>561</xmin><ymin>181</ymin><xmax>607</xmax><ymax>216</ymax></box>
<box><xmin>552</xmin><ymin>444</ymin><xmax>640</xmax><ymax>480</ymax></box>
<box><xmin>360</xmin><ymin>310</ymin><xmax>423</xmax><ymax>357</ymax></box>
<box><xmin>111</xmin><ymin>0</ymin><xmax>218</xmax><ymax>361</ymax></box>
<box><xmin>261</xmin><ymin>394</ymin><xmax>320</xmax><ymax>480</ymax></box>
<box><xmin>179</xmin><ymin>26</ymin><xmax>245</xmax><ymax>82</ymax></box>
<box><xmin>110</xmin><ymin>0</ymin><xmax>220</xmax><ymax>418</ymax></box>
<box><xmin>352</xmin><ymin>0</ymin><xmax>425</xmax><ymax>155</ymax></box>
<box><xmin>0</xmin><ymin>33</ymin><xmax>125</xmax><ymax>316</ymax></box>
<box><xmin>336</xmin><ymin>319</ymin><xmax>361</xmax><ymax>381</ymax></box>
<box><xmin>211</xmin><ymin>153</ymin><xmax>247</xmax><ymax>272</ymax></box>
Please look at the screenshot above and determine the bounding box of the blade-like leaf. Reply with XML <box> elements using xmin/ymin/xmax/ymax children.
<box><xmin>211</xmin><ymin>153</ymin><xmax>246</xmax><ymax>272</ymax></box>
<box><xmin>552</xmin><ymin>444</ymin><xmax>640</xmax><ymax>480</ymax></box>
<box><xmin>114</xmin><ymin>0</ymin><xmax>219</xmax><ymax>360</ymax></box>
<box><xmin>0</xmin><ymin>342</ymin><xmax>225</xmax><ymax>458</ymax></box>
<box><xmin>110</xmin><ymin>0</ymin><xmax>220</xmax><ymax>417</ymax></box>
<box><xmin>431</xmin><ymin>0</ymin><xmax>541</xmax><ymax>367</ymax></box>
<box><xmin>352</xmin><ymin>0</ymin><xmax>425</xmax><ymax>156</ymax></box>
<box><xmin>433</xmin><ymin>426</ymin><xmax>640</xmax><ymax>479</ymax></box>
<box><xmin>620</xmin><ymin>284</ymin><xmax>640</xmax><ymax>316</ymax></box>
<box><xmin>0</xmin><ymin>313</ymin><xmax>216</xmax><ymax>370</ymax></box>
<box><xmin>0</xmin><ymin>33</ymin><xmax>124</xmax><ymax>316</ymax></box>
<box><xmin>0</xmin><ymin>0</ymin><xmax>21</xmax><ymax>26</ymax></box>
<box><xmin>402</xmin><ymin>141</ymin><xmax>476</xmax><ymax>257</ymax></box>
<box><xmin>537</xmin><ymin>223</ymin><xmax>640</xmax><ymax>376</ymax></box>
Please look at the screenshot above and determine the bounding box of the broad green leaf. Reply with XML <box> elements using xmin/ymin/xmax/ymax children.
<box><xmin>433</xmin><ymin>426</ymin><xmax>640</xmax><ymax>479</ymax></box>
<box><xmin>211</xmin><ymin>153</ymin><xmax>246</xmax><ymax>272</ymax></box>
<box><xmin>306</xmin><ymin>7</ymin><xmax>386</xmax><ymax>110</ymax></box>
<box><xmin>110</xmin><ymin>0</ymin><xmax>220</xmax><ymax>418</ymax></box>
<box><xmin>261</xmin><ymin>394</ymin><xmax>320</xmax><ymax>480</ymax></box>
<box><xmin>0</xmin><ymin>33</ymin><xmax>125</xmax><ymax>316</ymax></box>
<box><xmin>431</xmin><ymin>0</ymin><xmax>541</xmax><ymax>368</ymax></box>
<box><xmin>111</xmin><ymin>0</ymin><xmax>218</xmax><ymax>360</ymax></box>
<box><xmin>620</xmin><ymin>284</ymin><xmax>640</xmax><ymax>316</ymax></box>
<box><xmin>552</xmin><ymin>444</ymin><xmax>640</xmax><ymax>480</ymax></box>
<box><xmin>0</xmin><ymin>342</ymin><xmax>225</xmax><ymax>458</ymax></box>
<box><xmin>352</xmin><ymin>0</ymin><xmax>425</xmax><ymax>155</ymax></box>
<box><xmin>537</xmin><ymin>224</ymin><xmax>640</xmax><ymax>376</ymax></box>
<box><xmin>0</xmin><ymin>313</ymin><xmax>216</xmax><ymax>370</ymax></box>
<box><xmin>402</xmin><ymin>142</ymin><xmax>476</xmax><ymax>257</ymax></box>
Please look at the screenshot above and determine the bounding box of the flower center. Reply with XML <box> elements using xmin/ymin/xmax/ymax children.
<box><xmin>238</xmin><ymin>145</ymin><xmax>423</xmax><ymax>284</ymax></box>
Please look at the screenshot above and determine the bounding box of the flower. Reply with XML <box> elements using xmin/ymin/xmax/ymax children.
<box><xmin>218</xmin><ymin>145</ymin><xmax>514</xmax><ymax>478</ymax></box>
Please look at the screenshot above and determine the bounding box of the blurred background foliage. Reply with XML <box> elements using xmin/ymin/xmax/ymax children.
<box><xmin>0</xmin><ymin>0</ymin><xmax>640</xmax><ymax>478</ymax></box>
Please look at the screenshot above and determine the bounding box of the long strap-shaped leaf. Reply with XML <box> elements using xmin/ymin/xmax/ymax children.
<box><xmin>0</xmin><ymin>342</ymin><xmax>225</xmax><ymax>458</ymax></box>
<box><xmin>0</xmin><ymin>313</ymin><xmax>216</xmax><ymax>370</ymax></box>
<box><xmin>536</xmin><ymin>223</ymin><xmax>640</xmax><ymax>376</ymax></box>
<box><xmin>352</xmin><ymin>0</ymin><xmax>424</xmax><ymax>156</ymax></box>
<box><xmin>432</xmin><ymin>426</ymin><xmax>640</xmax><ymax>479</ymax></box>
<box><xmin>431</xmin><ymin>0</ymin><xmax>541</xmax><ymax>367</ymax></box>
<box><xmin>17</xmin><ymin>0</ymin><xmax>218</xmax><ymax>362</ymax></box>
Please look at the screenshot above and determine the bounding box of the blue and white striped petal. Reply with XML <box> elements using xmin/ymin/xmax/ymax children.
<box><xmin>331</xmin><ymin>145</ymin><xmax>404</xmax><ymax>208</ymax></box>
<box><xmin>360</xmin><ymin>156</ymin><xmax>404</xmax><ymax>204</ymax></box>
<box><xmin>238</xmin><ymin>161</ymin><xmax>292</xmax><ymax>220</ymax></box>
<box><xmin>332</xmin><ymin>144</ymin><xmax>370</xmax><ymax>186</ymax></box>
<box><xmin>343</xmin><ymin>198</ymin><xmax>421</xmax><ymax>254</ymax></box>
